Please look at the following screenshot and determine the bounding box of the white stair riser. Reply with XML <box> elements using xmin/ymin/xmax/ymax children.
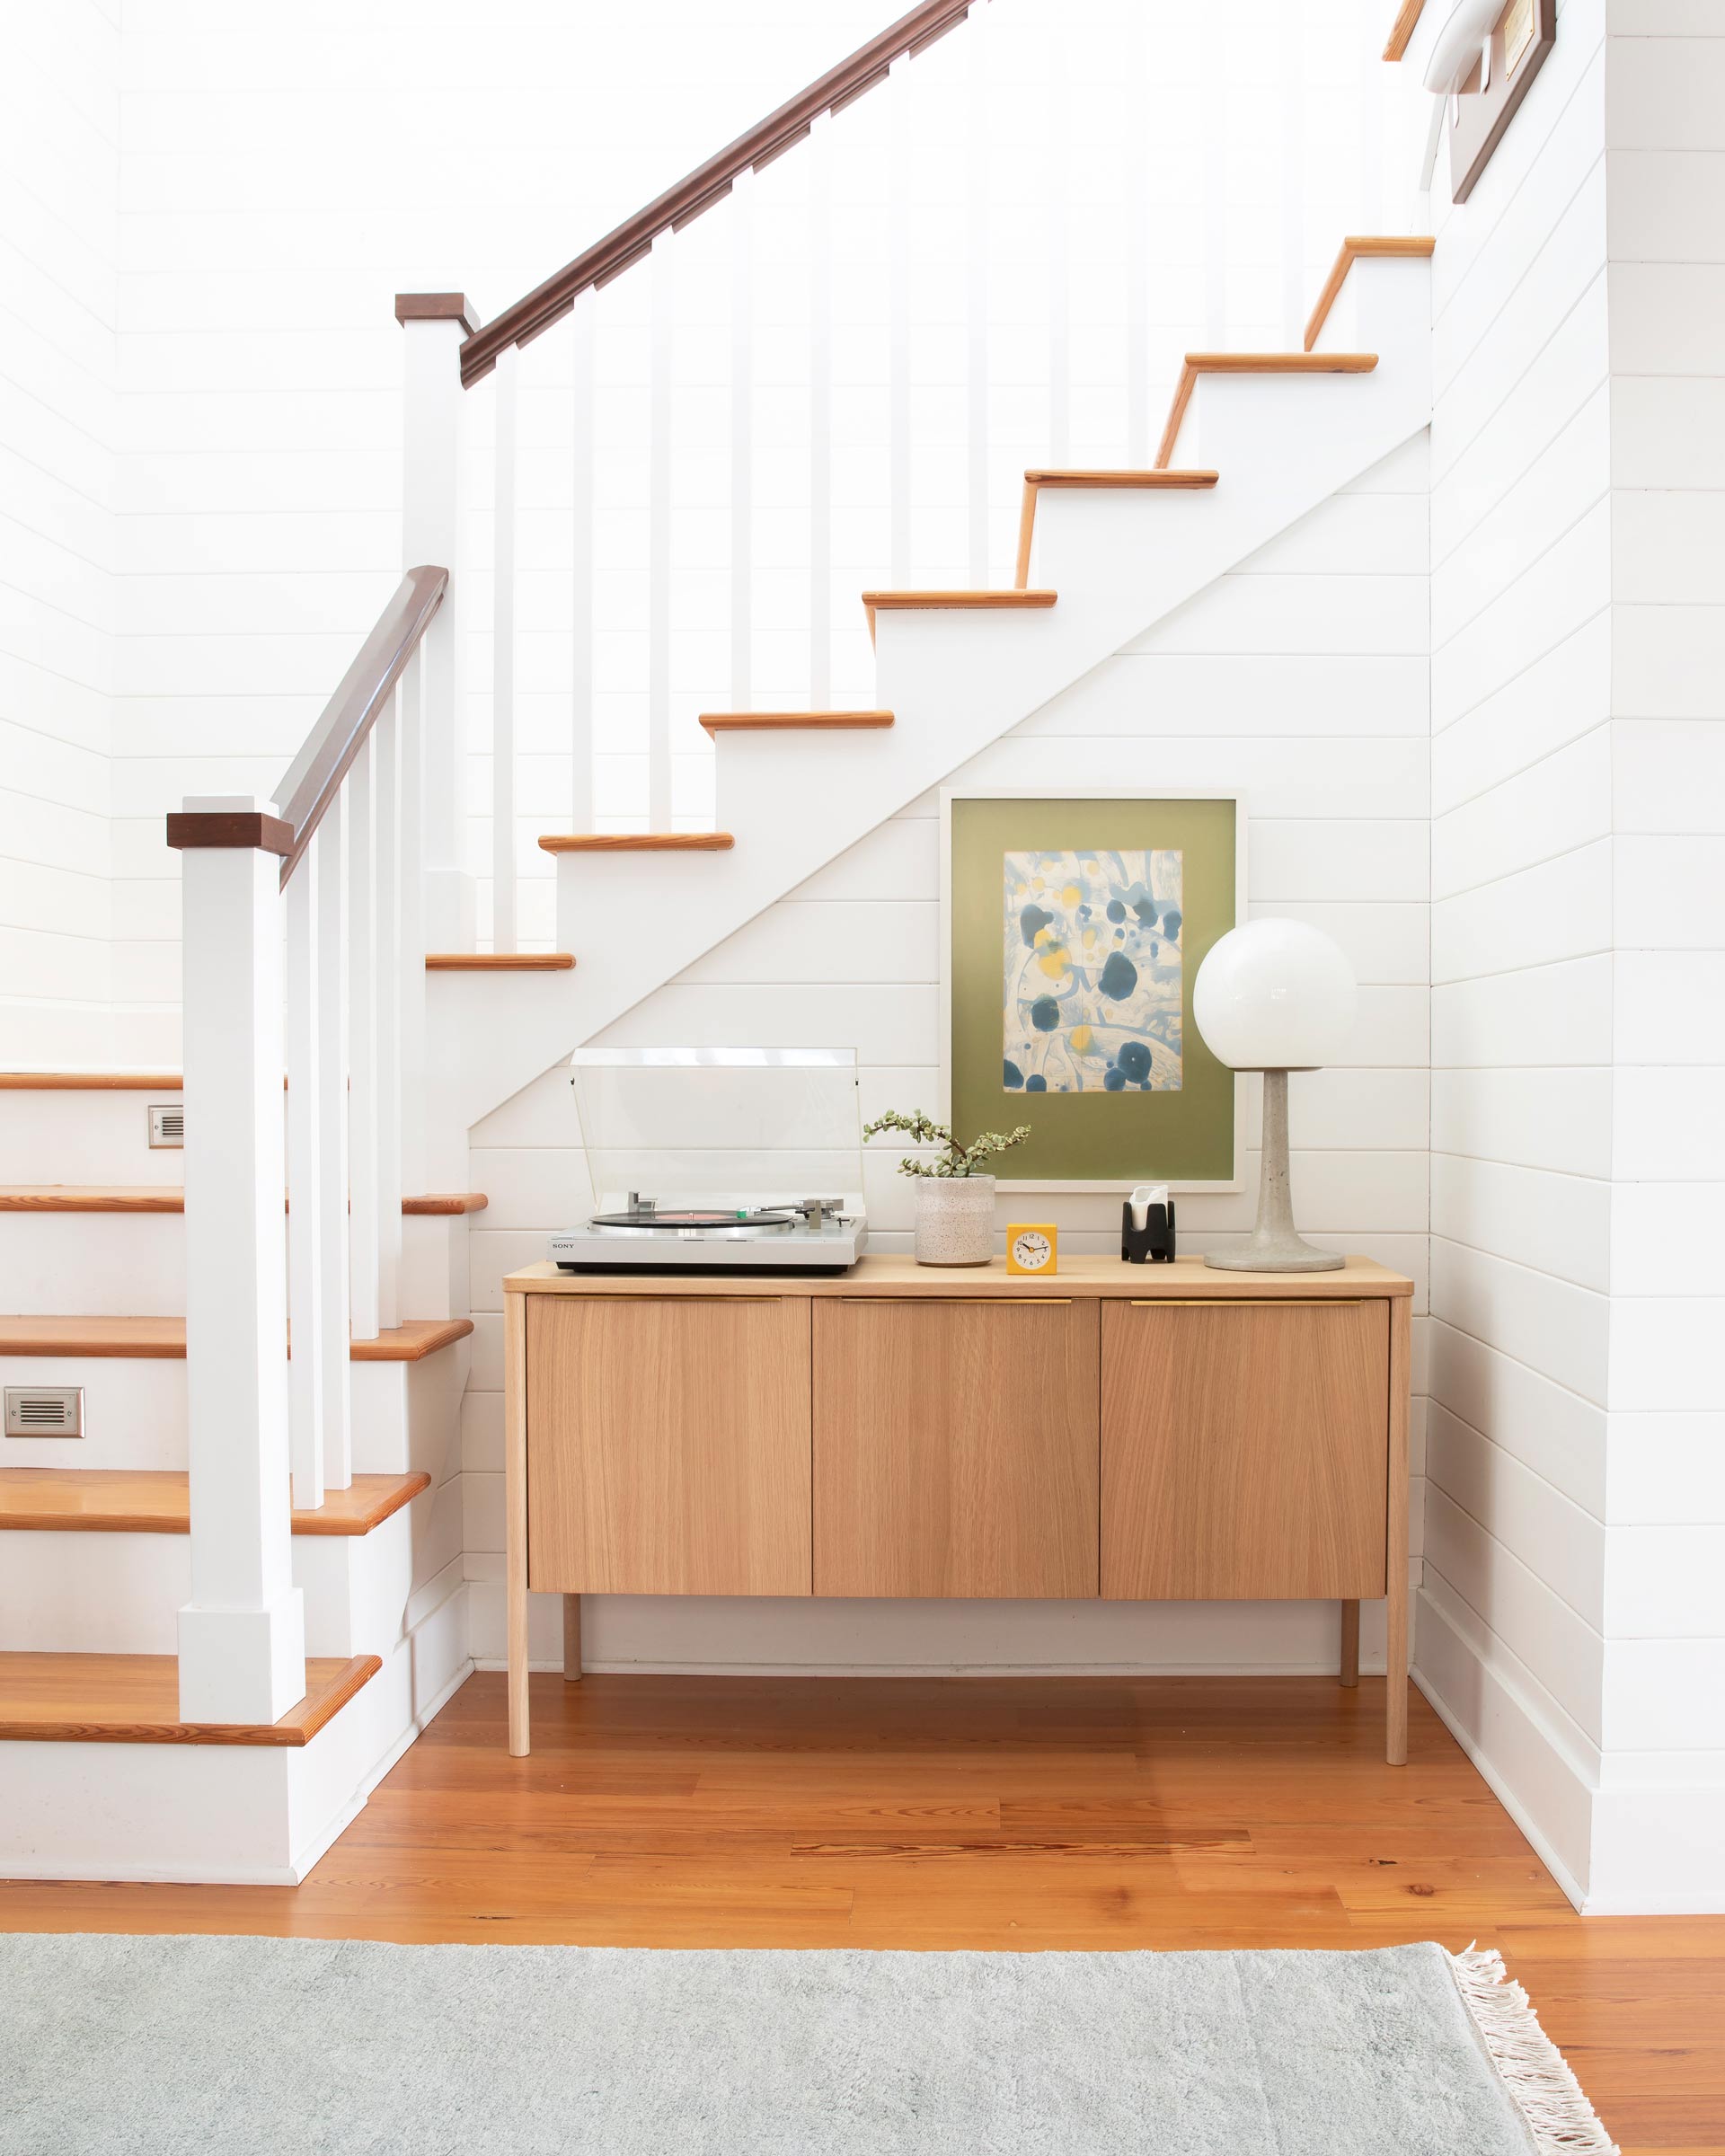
<box><xmin>0</xmin><ymin>1357</ymin><xmax>186</xmax><ymax>1469</ymax></box>
<box><xmin>0</xmin><ymin>1212</ymin><xmax>459</xmax><ymax>1320</ymax></box>
<box><xmin>0</xmin><ymin>1091</ymin><xmax>186</xmax><ymax>1186</ymax></box>
<box><xmin>0</xmin><ymin>1356</ymin><xmax>435</xmax><ymax>1474</ymax></box>
<box><xmin>0</xmin><ymin>1213</ymin><xmax>186</xmax><ymax>1316</ymax></box>
<box><xmin>0</xmin><ymin>1509</ymin><xmax>416</xmax><ymax>1657</ymax></box>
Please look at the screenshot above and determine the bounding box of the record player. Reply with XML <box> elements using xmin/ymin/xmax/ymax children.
<box><xmin>551</xmin><ymin>1191</ymin><xmax>865</xmax><ymax>1275</ymax></box>
<box><xmin>548</xmin><ymin>1047</ymin><xmax>868</xmax><ymax>1277</ymax></box>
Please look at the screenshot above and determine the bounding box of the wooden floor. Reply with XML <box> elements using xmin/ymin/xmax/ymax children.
<box><xmin>2</xmin><ymin>1673</ymin><xmax>1719</xmax><ymax>2152</ymax></box>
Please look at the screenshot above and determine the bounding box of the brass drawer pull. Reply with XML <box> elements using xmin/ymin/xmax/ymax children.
<box><xmin>557</xmin><ymin>1294</ymin><xmax>785</xmax><ymax>1304</ymax></box>
<box><xmin>1127</xmin><ymin>1296</ymin><xmax>1365</xmax><ymax>1308</ymax></box>
<box><xmin>838</xmin><ymin>1296</ymin><xmax>1074</xmax><ymax>1307</ymax></box>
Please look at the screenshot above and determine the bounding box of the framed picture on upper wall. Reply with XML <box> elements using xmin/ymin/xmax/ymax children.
<box><xmin>939</xmin><ymin>790</ymin><xmax>1246</xmax><ymax>1193</ymax></box>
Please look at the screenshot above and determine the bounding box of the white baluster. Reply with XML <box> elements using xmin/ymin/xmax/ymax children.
<box><xmin>1046</xmin><ymin>37</ymin><xmax>1070</xmax><ymax>464</ymax></box>
<box><xmin>348</xmin><ymin>736</ymin><xmax>380</xmax><ymax>1341</ymax></box>
<box><xmin>374</xmin><ymin>688</ymin><xmax>402</xmax><ymax>1334</ymax></box>
<box><xmin>889</xmin><ymin>57</ymin><xmax>912</xmax><ymax>583</ymax></box>
<box><xmin>399</xmin><ymin>300</ymin><xmax>473</xmax><ymax>949</ymax></box>
<box><xmin>809</xmin><ymin>111</ymin><xmax>832</xmax><ymax>707</ymax></box>
<box><xmin>283</xmin><ymin>847</ymin><xmax>323</xmax><ymax>1512</ymax></box>
<box><xmin>172</xmin><ymin>796</ymin><xmax>305</xmax><ymax>1725</ymax></box>
<box><xmin>397</xmin><ymin>650</ymin><xmax>427</xmax><ymax>1197</ymax></box>
<box><xmin>1125</xmin><ymin>4</ymin><xmax>1150</xmax><ymax>464</ymax></box>
<box><xmin>966</xmin><ymin>15</ymin><xmax>990</xmax><ymax>580</ymax></box>
<box><xmin>649</xmin><ymin>231</ymin><xmax>673</xmax><ymax>827</ymax></box>
<box><xmin>491</xmin><ymin>343</ymin><xmax>518</xmax><ymax>950</ymax></box>
<box><xmin>570</xmin><ymin>290</ymin><xmax>596</xmax><ymax>831</ymax></box>
<box><xmin>730</xmin><ymin>169</ymin><xmax>754</xmax><ymax>712</ymax></box>
<box><xmin>314</xmin><ymin>802</ymin><xmax>352</xmax><ymax>1489</ymax></box>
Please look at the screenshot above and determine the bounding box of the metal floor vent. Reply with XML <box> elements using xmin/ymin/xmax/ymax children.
<box><xmin>148</xmin><ymin>1103</ymin><xmax>185</xmax><ymax>1148</ymax></box>
<box><xmin>5</xmin><ymin>1385</ymin><xmax>84</xmax><ymax>1437</ymax></box>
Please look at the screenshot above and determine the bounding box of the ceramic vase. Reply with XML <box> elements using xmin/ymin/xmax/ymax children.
<box><xmin>913</xmin><ymin>1174</ymin><xmax>996</xmax><ymax>1266</ymax></box>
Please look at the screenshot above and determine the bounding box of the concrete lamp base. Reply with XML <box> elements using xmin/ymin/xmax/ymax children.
<box><xmin>1203</xmin><ymin>1067</ymin><xmax>1345</xmax><ymax>1275</ymax></box>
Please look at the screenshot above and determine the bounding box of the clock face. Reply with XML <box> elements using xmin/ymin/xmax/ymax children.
<box><xmin>1012</xmin><ymin>1231</ymin><xmax>1052</xmax><ymax>1269</ymax></box>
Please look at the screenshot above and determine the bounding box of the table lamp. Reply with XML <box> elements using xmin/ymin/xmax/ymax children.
<box><xmin>1192</xmin><ymin>919</ymin><xmax>1357</xmax><ymax>1273</ymax></box>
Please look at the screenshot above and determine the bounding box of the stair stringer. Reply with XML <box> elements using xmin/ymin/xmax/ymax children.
<box><xmin>430</xmin><ymin>261</ymin><xmax>1430</xmax><ymax>1161</ymax></box>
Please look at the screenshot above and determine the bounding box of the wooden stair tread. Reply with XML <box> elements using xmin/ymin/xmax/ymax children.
<box><xmin>425</xmin><ymin>953</ymin><xmax>575</xmax><ymax>970</ymax></box>
<box><xmin>862</xmin><ymin>588</ymin><xmax>1056</xmax><ymax>644</ymax></box>
<box><xmin>1022</xmin><ymin>469</ymin><xmax>1219</xmax><ymax>488</ymax></box>
<box><xmin>1155</xmin><ymin>352</ymin><xmax>1379</xmax><ymax>468</ymax></box>
<box><xmin>1304</xmin><ymin>235</ymin><xmax>1435</xmax><ymax>351</ymax></box>
<box><xmin>0</xmin><ymin>1468</ymin><xmax>429</xmax><ymax>1536</ymax></box>
<box><xmin>0</xmin><ymin>1073</ymin><xmax>184</xmax><ymax>1091</ymax></box>
<box><xmin>539</xmin><ymin>832</ymin><xmax>735</xmax><ymax>853</ymax></box>
<box><xmin>0</xmin><ymin>1188</ymin><xmax>488</xmax><ymax>1215</ymax></box>
<box><xmin>697</xmin><ymin>711</ymin><xmax>894</xmax><ymax>732</ymax></box>
<box><xmin>0</xmin><ymin>1650</ymin><xmax>380</xmax><ymax>1745</ymax></box>
<box><xmin>862</xmin><ymin>589</ymin><xmax>1057</xmax><ymax>607</ymax></box>
<box><xmin>0</xmin><ymin>1316</ymin><xmax>473</xmax><ymax>1361</ymax></box>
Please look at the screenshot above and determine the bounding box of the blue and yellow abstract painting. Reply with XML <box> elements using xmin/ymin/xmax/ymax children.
<box><xmin>1002</xmin><ymin>848</ymin><xmax>1182</xmax><ymax>1094</ymax></box>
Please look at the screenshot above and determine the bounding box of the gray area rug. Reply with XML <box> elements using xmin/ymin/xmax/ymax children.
<box><xmin>0</xmin><ymin>1934</ymin><xmax>1614</xmax><ymax>2155</ymax></box>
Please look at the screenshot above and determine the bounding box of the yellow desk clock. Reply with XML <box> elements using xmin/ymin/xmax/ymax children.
<box><xmin>1006</xmin><ymin>1223</ymin><xmax>1058</xmax><ymax>1275</ymax></box>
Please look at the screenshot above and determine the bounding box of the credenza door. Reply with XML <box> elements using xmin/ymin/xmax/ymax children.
<box><xmin>1101</xmin><ymin>1298</ymin><xmax>1388</xmax><ymax>1600</ymax></box>
<box><xmin>526</xmin><ymin>1294</ymin><xmax>811</xmax><ymax>1595</ymax></box>
<box><xmin>813</xmin><ymin>1296</ymin><xmax>1100</xmax><ymax>1597</ymax></box>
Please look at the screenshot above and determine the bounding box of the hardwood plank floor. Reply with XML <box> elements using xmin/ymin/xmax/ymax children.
<box><xmin>2</xmin><ymin>1673</ymin><xmax>1719</xmax><ymax>2152</ymax></box>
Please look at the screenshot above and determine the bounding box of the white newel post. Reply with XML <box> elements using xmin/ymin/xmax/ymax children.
<box><xmin>169</xmin><ymin>797</ymin><xmax>305</xmax><ymax>1726</ymax></box>
<box><xmin>398</xmin><ymin>293</ymin><xmax>473</xmax><ymax>951</ymax></box>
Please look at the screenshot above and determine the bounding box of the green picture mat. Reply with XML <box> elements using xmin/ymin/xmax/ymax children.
<box><xmin>948</xmin><ymin>795</ymin><xmax>1238</xmax><ymax>1185</ymax></box>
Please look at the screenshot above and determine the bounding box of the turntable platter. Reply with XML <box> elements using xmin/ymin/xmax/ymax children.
<box><xmin>587</xmin><ymin>1207</ymin><xmax>796</xmax><ymax>1233</ymax></box>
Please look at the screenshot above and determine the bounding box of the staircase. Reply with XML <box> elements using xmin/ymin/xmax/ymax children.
<box><xmin>0</xmin><ymin>0</ymin><xmax>1436</xmax><ymax>1885</ymax></box>
<box><xmin>432</xmin><ymin>238</ymin><xmax>1433</xmax><ymax>1143</ymax></box>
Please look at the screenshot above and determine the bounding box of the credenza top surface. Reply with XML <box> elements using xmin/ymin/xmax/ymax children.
<box><xmin>505</xmin><ymin>1255</ymin><xmax>1412</xmax><ymax>1300</ymax></box>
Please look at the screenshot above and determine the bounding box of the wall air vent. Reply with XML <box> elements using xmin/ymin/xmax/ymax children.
<box><xmin>5</xmin><ymin>1386</ymin><xmax>84</xmax><ymax>1437</ymax></box>
<box><xmin>148</xmin><ymin>1104</ymin><xmax>185</xmax><ymax>1148</ymax></box>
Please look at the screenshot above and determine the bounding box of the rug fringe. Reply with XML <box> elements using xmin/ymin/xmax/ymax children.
<box><xmin>1446</xmin><ymin>1946</ymin><xmax>1618</xmax><ymax>2155</ymax></box>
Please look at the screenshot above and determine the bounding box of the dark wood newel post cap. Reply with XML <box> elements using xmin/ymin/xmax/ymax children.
<box><xmin>395</xmin><ymin>293</ymin><xmax>481</xmax><ymax>334</ymax></box>
<box><xmin>166</xmin><ymin>811</ymin><xmax>295</xmax><ymax>856</ymax></box>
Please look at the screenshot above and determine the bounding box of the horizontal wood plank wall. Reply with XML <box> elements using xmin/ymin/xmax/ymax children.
<box><xmin>465</xmin><ymin>457</ymin><xmax>1431</xmax><ymax>1672</ymax></box>
<box><xmin>1420</xmin><ymin>1</ymin><xmax>1614</xmax><ymax>1903</ymax></box>
<box><xmin>0</xmin><ymin>7</ymin><xmax>119</xmax><ymax>1069</ymax></box>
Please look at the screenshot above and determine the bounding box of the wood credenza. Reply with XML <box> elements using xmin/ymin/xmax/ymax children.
<box><xmin>503</xmin><ymin>1256</ymin><xmax>1412</xmax><ymax>1761</ymax></box>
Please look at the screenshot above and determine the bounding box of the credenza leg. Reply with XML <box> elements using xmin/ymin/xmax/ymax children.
<box><xmin>1340</xmin><ymin>1600</ymin><xmax>1359</xmax><ymax>1688</ymax></box>
<box><xmin>505</xmin><ymin>1290</ymin><xmax>530</xmax><ymax>1758</ymax></box>
<box><xmin>563</xmin><ymin>1593</ymin><xmax>583</xmax><ymax>1682</ymax></box>
<box><xmin>1384</xmin><ymin>1295</ymin><xmax>1411</xmax><ymax>1765</ymax></box>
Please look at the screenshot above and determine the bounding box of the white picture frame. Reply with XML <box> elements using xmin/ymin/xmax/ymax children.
<box><xmin>938</xmin><ymin>786</ymin><xmax>1248</xmax><ymax>1195</ymax></box>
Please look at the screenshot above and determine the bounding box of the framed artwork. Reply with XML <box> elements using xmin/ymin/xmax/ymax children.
<box><xmin>939</xmin><ymin>790</ymin><xmax>1245</xmax><ymax>1192</ymax></box>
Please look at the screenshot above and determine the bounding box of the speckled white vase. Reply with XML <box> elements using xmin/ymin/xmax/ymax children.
<box><xmin>913</xmin><ymin>1174</ymin><xmax>996</xmax><ymax>1266</ymax></box>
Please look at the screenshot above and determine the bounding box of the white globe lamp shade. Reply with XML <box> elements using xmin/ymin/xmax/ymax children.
<box><xmin>1193</xmin><ymin>921</ymin><xmax>1357</xmax><ymax>1072</ymax></box>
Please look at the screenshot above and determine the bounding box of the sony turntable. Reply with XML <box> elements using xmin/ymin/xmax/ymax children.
<box><xmin>548</xmin><ymin>1046</ymin><xmax>869</xmax><ymax>1277</ymax></box>
<box><xmin>551</xmin><ymin>1192</ymin><xmax>865</xmax><ymax>1275</ymax></box>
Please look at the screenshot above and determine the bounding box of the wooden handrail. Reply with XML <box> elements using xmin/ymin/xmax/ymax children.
<box><xmin>269</xmin><ymin>565</ymin><xmax>447</xmax><ymax>887</ymax></box>
<box><xmin>457</xmin><ymin>0</ymin><xmax>981</xmax><ymax>386</ymax></box>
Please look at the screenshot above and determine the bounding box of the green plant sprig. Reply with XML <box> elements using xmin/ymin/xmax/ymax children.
<box><xmin>861</xmin><ymin>1108</ymin><xmax>1033</xmax><ymax>1179</ymax></box>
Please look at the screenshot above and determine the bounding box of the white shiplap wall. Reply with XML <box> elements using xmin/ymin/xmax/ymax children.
<box><xmin>1590</xmin><ymin>10</ymin><xmax>1725</xmax><ymax>1914</ymax></box>
<box><xmin>1419</xmin><ymin>0</ymin><xmax>1613</xmax><ymax>1904</ymax></box>
<box><xmin>0</xmin><ymin>2</ymin><xmax>118</xmax><ymax>1065</ymax></box>
<box><xmin>463</xmin><ymin>442</ymin><xmax>1433</xmax><ymax>1672</ymax></box>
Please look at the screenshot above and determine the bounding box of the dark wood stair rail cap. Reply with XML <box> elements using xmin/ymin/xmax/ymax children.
<box><xmin>457</xmin><ymin>0</ymin><xmax>981</xmax><ymax>386</ymax></box>
<box><xmin>164</xmin><ymin>566</ymin><xmax>447</xmax><ymax>888</ymax></box>
<box><xmin>395</xmin><ymin>293</ymin><xmax>481</xmax><ymax>334</ymax></box>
